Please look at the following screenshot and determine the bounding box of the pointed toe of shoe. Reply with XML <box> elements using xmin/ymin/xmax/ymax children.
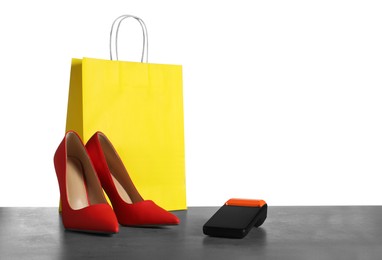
<box><xmin>63</xmin><ymin>204</ymin><xmax>119</xmax><ymax>234</ymax></box>
<box><xmin>92</xmin><ymin>205</ymin><xmax>119</xmax><ymax>234</ymax></box>
<box><xmin>152</xmin><ymin>204</ymin><xmax>180</xmax><ymax>225</ymax></box>
<box><xmin>160</xmin><ymin>213</ymin><xmax>180</xmax><ymax>225</ymax></box>
<box><xmin>166</xmin><ymin>212</ymin><xmax>180</xmax><ymax>225</ymax></box>
<box><xmin>115</xmin><ymin>200</ymin><xmax>180</xmax><ymax>226</ymax></box>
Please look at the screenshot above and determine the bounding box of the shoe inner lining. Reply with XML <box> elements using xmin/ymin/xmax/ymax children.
<box><xmin>111</xmin><ymin>174</ymin><xmax>133</xmax><ymax>204</ymax></box>
<box><xmin>66</xmin><ymin>156</ymin><xmax>89</xmax><ymax>210</ymax></box>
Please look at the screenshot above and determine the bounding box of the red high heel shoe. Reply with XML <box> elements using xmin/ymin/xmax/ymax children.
<box><xmin>54</xmin><ymin>131</ymin><xmax>119</xmax><ymax>234</ymax></box>
<box><xmin>86</xmin><ymin>131</ymin><xmax>180</xmax><ymax>226</ymax></box>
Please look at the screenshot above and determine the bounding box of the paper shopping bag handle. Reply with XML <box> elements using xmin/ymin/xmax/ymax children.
<box><xmin>109</xmin><ymin>15</ymin><xmax>148</xmax><ymax>63</ymax></box>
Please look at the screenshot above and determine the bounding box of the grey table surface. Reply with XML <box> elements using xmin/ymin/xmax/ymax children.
<box><xmin>0</xmin><ymin>206</ymin><xmax>381</xmax><ymax>260</ymax></box>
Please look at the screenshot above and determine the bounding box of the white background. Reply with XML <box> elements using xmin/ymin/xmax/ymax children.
<box><xmin>0</xmin><ymin>0</ymin><xmax>381</xmax><ymax>207</ymax></box>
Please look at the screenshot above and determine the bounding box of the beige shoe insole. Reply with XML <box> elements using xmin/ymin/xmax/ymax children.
<box><xmin>67</xmin><ymin>157</ymin><xmax>89</xmax><ymax>210</ymax></box>
<box><xmin>111</xmin><ymin>174</ymin><xmax>133</xmax><ymax>204</ymax></box>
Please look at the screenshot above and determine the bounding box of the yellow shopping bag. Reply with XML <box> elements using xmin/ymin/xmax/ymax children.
<box><xmin>65</xmin><ymin>15</ymin><xmax>186</xmax><ymax>211</ymax></box>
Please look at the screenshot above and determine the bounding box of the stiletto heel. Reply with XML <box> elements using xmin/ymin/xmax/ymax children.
<box><xmin>54</xmin><ymin>131</ymin><xmax>119</xmax><ymax>233</ymax></box>
<box><xmin>86</xmin><ymin>131</ymin><xmax>180</xmax><ymax>226</ymax></box>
